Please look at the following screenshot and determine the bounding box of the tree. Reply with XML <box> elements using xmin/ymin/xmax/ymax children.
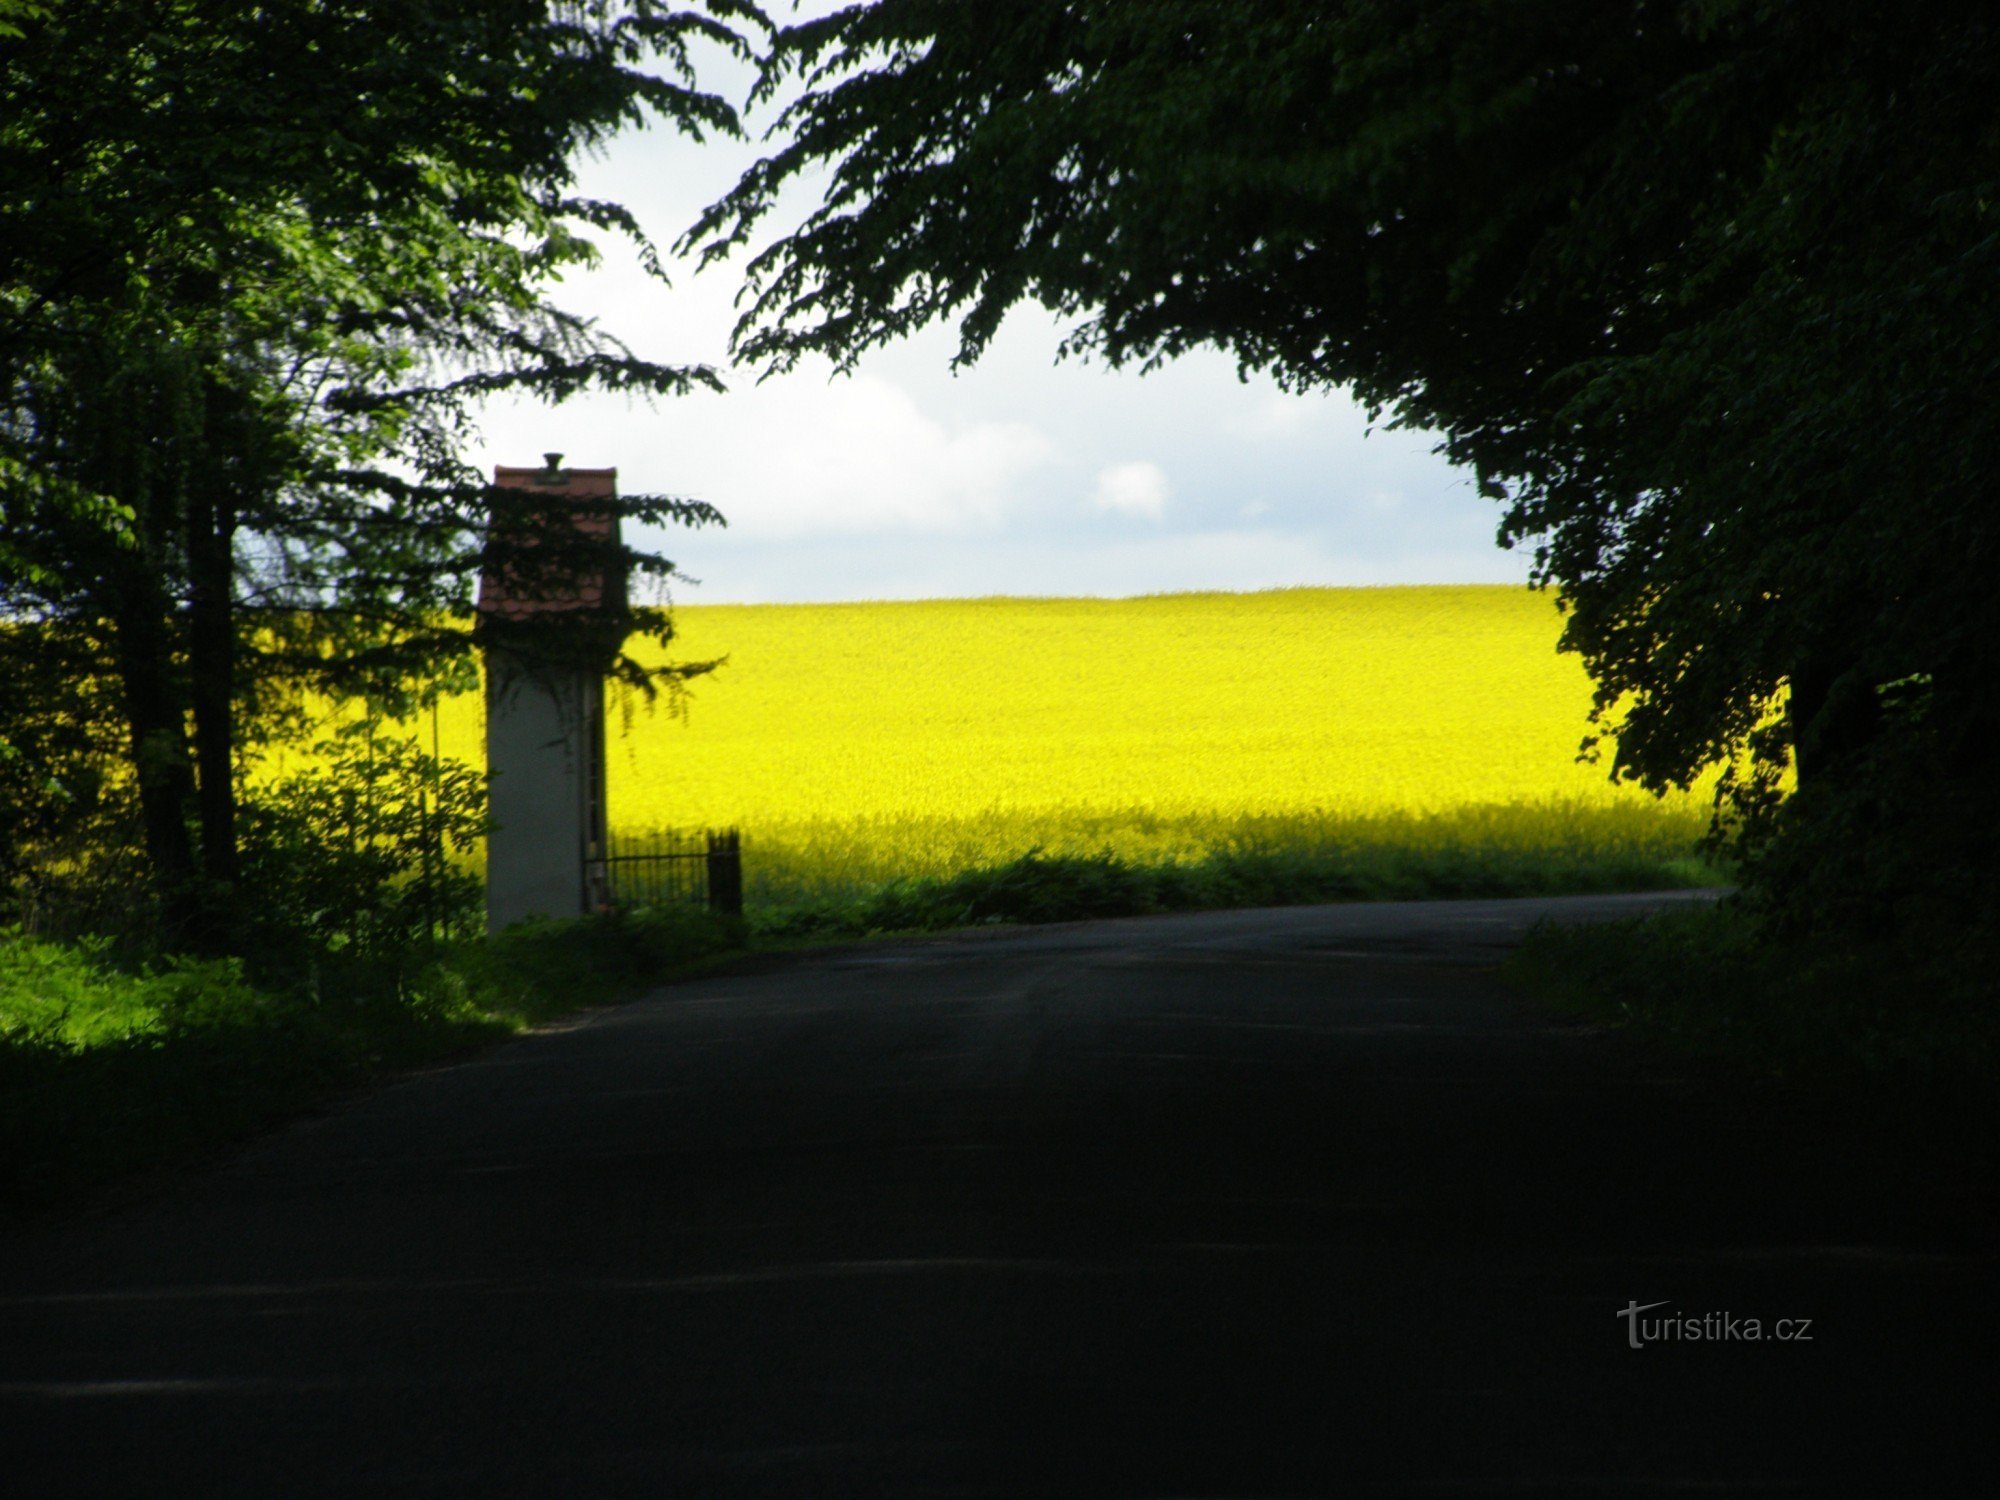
<box><xmin>689</xmin><ymin>0</ymin><xmax>2000</xmax><ymax>929</ymax></box>
<box><xmin>1</xmin><ymin>0</ymin><xmax>755</xmax><ymax>948</ymax></box>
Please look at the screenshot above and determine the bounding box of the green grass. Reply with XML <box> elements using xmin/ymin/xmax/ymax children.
<box><xmin>0</xmin><ymin>823</ymin><xmax>1724</xmax><ymax>1210</ymax></box>
<box><xmin>711</xmin><ymin>796</ymin><xmax>1718</xmax><ymax>912</ymax></box>
<box><xmin>748</xmin><ymin>833</ymin><xmax>1722</xmax><ymax>941</ymax></box>
<box><xmin>1505</xmin><ymin>901</ymin><xmax>2000</xmax><ymax>1117</ymax></box>
<box><xmin>0</xmin><ymin>908</ymin><xmax>745</xmax><ymax>1209</ymax></box>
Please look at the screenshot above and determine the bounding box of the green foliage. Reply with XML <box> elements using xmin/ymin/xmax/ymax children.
<box><xmin>0</xmin><ymin>0</ymin><xmax>754</xmax><ymax>948</ymax></box>
<box><xmin>882</xmin><ymin>851</ymin><xmax>1165</xmax><ymax>928</ymax></box>
<box><xmin>724</xmin><ymin>798</ymin><xmax>1716</xmax><ymax>911</ymax></box>
<box><xmin>749</xmin><ymin>838</ymin><xmax>1721</xmax><ymax>943</ymax></box>
<box><xmin>0</xmin><ymin>1</ymin><xmax>49</xmax><ymax>41</ymax></box>
<box><xmin>0</xmin><ymin>925</ymin><xmax>414</xmax><ymax>1201</ymax></box>
<box><xmin>1507</xmin><ymin>901</ymin><xmax>2000</xmax><ymax>1099</ymax></box>
<box><xmin>0</xmin><ymin>618</ymin><xmax>135</xmax><ymax>925</ymax></box>
<box><xmin>236</xmin><ymin>719</ymin><xmax>487</xmax><ymax>968</ymax></box>
<box><xmin>0</xmin><ymin>904</ymin><xmax>748</xmax><ymax>1206</ymax></box>
<box><xmin>0</xmin><ymin>821</ymin><xmax>1714</xmax><ymax>1206</ymax></box>
<box><xmin>693</xmin><ymin>0</ymin><xmax>2000</xmax><ymax>933</ymax></box>
<box><xmin>1</xmin><ymin>931</ymin><xmax>193</xmax><ymax>1047</ymax></box>
<box><xmin>466</xmin><ymin>904</ymin><xmax>748</xmax><ymax>1026</ymax></box>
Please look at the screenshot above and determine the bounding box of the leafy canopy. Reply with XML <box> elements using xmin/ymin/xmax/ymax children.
<box><xmin>0</xmin><ymin>0</ymin><xmax>762</xmax><ymax>946</ymax></box>
<box><xmin>691</xmin><ymin>0</ymin><xmax>2000</xmax><ymax>925</ymax></box>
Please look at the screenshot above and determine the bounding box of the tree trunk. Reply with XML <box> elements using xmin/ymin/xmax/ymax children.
<box><xmin>109</xmin><ymin>584</ymin><xmax>202</xmax><ymax>948</ymax></box>
<box><xmin>187</xmin><ymin>467</ymin><xmax>239</xmax><ymax>893</ymax></box>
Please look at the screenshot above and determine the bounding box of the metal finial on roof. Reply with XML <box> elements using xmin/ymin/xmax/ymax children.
<box><xmin>543</xmin><ymin>452</ymin><xmax>564</xmax><ymax>473</ymax></box>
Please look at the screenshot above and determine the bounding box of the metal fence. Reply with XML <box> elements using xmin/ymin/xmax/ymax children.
<box><xmin>585</xmin><ymin>828</ymin><xmax>742</xmax><ymax>916</ymax></box>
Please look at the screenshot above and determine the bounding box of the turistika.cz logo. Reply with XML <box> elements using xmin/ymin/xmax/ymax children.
<box><xmin>1618</xmin><ymin>1300</ymin><xmax>1814</xmax><ymax>1349</ymax></box>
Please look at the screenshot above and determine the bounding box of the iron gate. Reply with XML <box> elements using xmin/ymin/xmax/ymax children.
<box><xmin>584</xmin><ymin>828</ymin><xmax>742</xmax><ymax>915</ymax></box>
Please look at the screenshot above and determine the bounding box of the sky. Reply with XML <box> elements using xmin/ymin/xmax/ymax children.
<box><xmin>465</xmin><ymin>18</ymin><xmax>1535</xmax><ymax>606</ymax></box>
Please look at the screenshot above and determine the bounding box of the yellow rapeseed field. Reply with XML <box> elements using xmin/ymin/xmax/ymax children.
<box><xmin>413</xmin><ymin>584</ymin><xmax>1714</xmax><ymax>904</ymax></box>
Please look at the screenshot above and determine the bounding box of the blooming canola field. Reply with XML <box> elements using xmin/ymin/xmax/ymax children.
<box><xmin>424</xmin><ymin>585</ymin><xmax>1711</xmax><ymax>904</ymax></box>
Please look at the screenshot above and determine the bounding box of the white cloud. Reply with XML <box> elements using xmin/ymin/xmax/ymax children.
<box><xmin>682</xmin><ymin>526</ymin><xmax>1533</xmax><ymax>603</ymax></box>
<box><xmin>450</xmin><ymin>103</ymin><xmax>1516</xmax><ymax>602</ymax></box>
<box><xmin>1224</xmin><ymin>391</ymin><xmax>1321</xmax><ymax>439</ymax></box>
<box><xmin>700</xmin><ymin>376</ymin><xmax>1057</xmax><ymax>539</ymax></box>
<box><xmin>1092</xmin><ymin>460</ymin><xmax>1170</xmax><ymax>521</ymax></box>
<box><xmin>472</xmin><ymin>373</ymin><xmax>1056</xmax><ymax>543</ymax></box>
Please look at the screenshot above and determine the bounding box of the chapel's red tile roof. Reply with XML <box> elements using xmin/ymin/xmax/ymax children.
<box><xmin>478</xmin><ymin>463</ymin><xmax>621</xmax><ymax>620</ymax></box>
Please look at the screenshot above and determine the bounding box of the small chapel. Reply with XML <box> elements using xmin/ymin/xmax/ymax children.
<box><xmin>475</xmin><ymin>455</ymin><xmax>626</xmax><ymax>931</ymax></box>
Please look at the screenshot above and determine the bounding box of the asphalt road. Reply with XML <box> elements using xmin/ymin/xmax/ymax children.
<box><xmin>2</xmin><ymin>891</ymin><xmax>1994</xmax><ymax>1496</ymax></box>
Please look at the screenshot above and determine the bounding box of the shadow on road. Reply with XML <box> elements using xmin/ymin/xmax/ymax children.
<box><xmin>2</xmin><ymin>892</ymin><xmax>1992</xmax><ymax>1495</ymax></box>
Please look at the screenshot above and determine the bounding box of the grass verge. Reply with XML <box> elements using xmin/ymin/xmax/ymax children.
<box><xmin>694</xmin><ymin>797</ymin><xmax>1714</xmax><ymax>909</ymax></box>
<box><xmin>748</xmin><ymin>840</ymin><xmax>1720</xmax><ymax>941</ymax></box>
<box><xmin>1504</xmin><ymin>900</ymin><xmax>2000</xmax><ymax>1143</ymax></box>
<box><xmin>3</xmin><ymin>836</ymin><xmax>1720</xmax><ymax>1211</ymax></box>
<box><xmin>0</xmin><ymin>906</ymin><xmax>744</xmax><ymax>1211</ymax></box>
